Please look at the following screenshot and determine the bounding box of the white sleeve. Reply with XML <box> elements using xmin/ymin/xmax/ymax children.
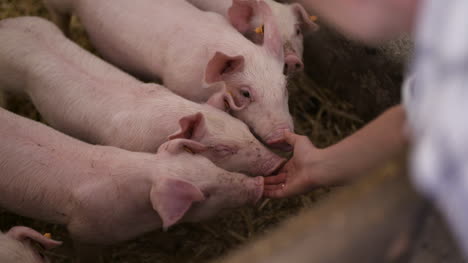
<box><xmin>405</xmin><ymin>0</ymin><xmax>468</xmax><ymax>258</ymax></box>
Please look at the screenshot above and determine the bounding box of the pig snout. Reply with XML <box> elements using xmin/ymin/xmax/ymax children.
<box><xmin>255</xmin><ymin>154</ymin><xmax>287</xmax><ymax>176</ymax></box>
<box><xmin>246</xmin><ymin>176</ymin><xmax>264</xmax><ymax>205</ymax></box>
<box><xmin>284</xmin><ymin>53</ymin><xmax>304</xmax><ymax>75</ymax></box>
<box><xmin>265</xmin><ymin>127</ymin><xmax>293</xmax><ymax>152</ymax></box>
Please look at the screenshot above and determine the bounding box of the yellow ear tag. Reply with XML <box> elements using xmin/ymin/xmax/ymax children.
<box><xmin>43</xmin><ymin>233</ymin><xmax>52</xmax><ymax>239</ymax></box>
<box><xmin>310</xmin><ymin>16</ymin><xmax>318</xmax><ymax>22</ymax></box>
<box><xmin>183</xmin><ymin>146</ymin><xmax>194</xmax><ymax>154</ymax></box>
<box><xmin>255</xmin><ymin>25</ymin><xmax>264</xmax><ymax>34</ymax></box>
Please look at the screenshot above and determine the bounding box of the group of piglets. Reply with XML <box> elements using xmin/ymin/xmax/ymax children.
<box><xmin>0</xmin><ymin>0</ymin><xmax>317</xmax><ymax>261</ymax></box>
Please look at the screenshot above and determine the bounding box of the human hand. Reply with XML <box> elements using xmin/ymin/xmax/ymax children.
<box><xmin>264</xmin><ymin>131</ymin><xmax>327</xmax><ymax>198</ymax></box>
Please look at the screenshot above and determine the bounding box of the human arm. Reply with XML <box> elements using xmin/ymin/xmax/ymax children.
<box><xmin>264</xmin><ymin>104</ymin><xmax>408</xmax><ymax>198</ymax></box>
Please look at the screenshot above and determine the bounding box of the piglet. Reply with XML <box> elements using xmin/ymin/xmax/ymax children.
<box><xmin>186</xmin><ymin>0</ymin><xmax>319</xmax><ymax>75</ymax></box>
<box><xmin>0</xmin><ymin>226</ymin><xmax>61</xmax><ymax>263</ymax></box>
<box><xmin>0</xmin><ymin>107</ymin><xmax>263</xmax><ymax>260</ymax></box>
<box><xmin>0</xmin><ymin>16</ymin><xmax>285</xmax><ymax>176</ymax></box>
<box><xmin>44</xmin><ymin>0</ymin><xmax>295</xmax><ymax>150</ymax></box>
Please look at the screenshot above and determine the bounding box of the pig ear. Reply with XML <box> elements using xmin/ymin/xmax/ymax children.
<box><xmin>291</xmin><ymin>3</ymin><xmax>319</xmax><ymax>33</ymax></box>
<box><xmin>228</xmin><ymin>0</ymin><xmax>259</xmax><ymax>34</ymax></box>
<box><xmin>6</xmin><ymin>226</ymin><xmax>62</xmax><ymax>250</ymax></box>
<box><xmin>205</xmin><ymin>52</ymin><xmax>245</xmax><ymax>84</ymax></box>
<box><xmin>150</xmin><ymin>177</ymin><xmax>205</xmax><ymax>230</ymax></box>
<box><xmin>259</xmin><ymin>1</ymin><xmax>284</xmax><ymax>59</ymax></box>
<box><xmin>163</xmin><ymin>138</ymin><xmax>208</xmax><ymax>155</ymax></box>
<box><xmin>206</xmin><ymin>88</ymin><xmax>247</xmax><ymax>112</ymax></box>
<box><xmin>168</xmin><ymin>112</ymin><xmax>207</xmax><ymax>141</ymax></box>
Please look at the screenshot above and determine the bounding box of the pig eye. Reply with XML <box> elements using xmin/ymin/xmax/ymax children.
<box><xmin>234</xmin><ymin>87</ymin><xmax>253</xmax><ymax>105</ymax></box>
<box><xmin>212</xmin><ymin>145</ymin><xmax>238</xmax><ymax>158</ymax></box>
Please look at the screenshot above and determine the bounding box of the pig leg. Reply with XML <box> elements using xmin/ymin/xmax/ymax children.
<box><xmin>43</xmin><ymin>0</ymin><xmax>72</xmax><ymax>35</ymax></box>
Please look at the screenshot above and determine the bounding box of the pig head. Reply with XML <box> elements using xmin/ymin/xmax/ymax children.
<box><xmin>228</xmin><ymin>0</ymin><xmax>319</xmax><ymax>75</ymax></box>
<box><xmin>152</xmin><ymin>139</ymin><xmax>264</xmax><ymax>230</ymax></box>
<box><xmin>281</xmin><ymin>2</ymin><xmax>319</xmax><ymax>75</ymax></box>
<box><xmin>205</xmin><ymin>0</ymin><xmax>295</xmax><ymax>151</ymax></box>
<box><xmin>168</xmin><ymin>111</ymin><xmax>286</xmax><ymax>176</ymax></box>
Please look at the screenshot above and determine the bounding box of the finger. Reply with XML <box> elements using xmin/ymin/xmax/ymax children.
<box><xmin>263</xmin><ymin>189</ymin><xmax>286</xmax><ymax>199</ymax></box>
<box><xmin>264</xmin><ymin>184</ymin><xmax>284</xmax><ymax>191</ymax></box>
<box><xmin>283</xmin><ymin>131</ymin><xmax>298</xmax><ymax>146</ymax></box>
<box><xmin>264</xmin><ymin>173</ymin><xmax>287</xmax><ymax>185</ymax></box>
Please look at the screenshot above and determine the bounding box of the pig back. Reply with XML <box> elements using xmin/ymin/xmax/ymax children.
<box><xmin>0</xmin><ymin>108</ymin><xmax>93</xmax><ymax>225</ymax></box>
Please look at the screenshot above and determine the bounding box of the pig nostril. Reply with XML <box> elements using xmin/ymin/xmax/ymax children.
<box><xmin>295</xmin><ymin>63</ymin><xmax>302</xmax><ymax>69</ymax></box>
<box><xmin>283</xmin><ymin>64</ymin><xmax>288</xmax><ymax>75</ymax></box>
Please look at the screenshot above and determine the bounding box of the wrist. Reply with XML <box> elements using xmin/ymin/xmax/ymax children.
<box><xmin>300</xmin><ymin>148</ymin><xmax>332</xmax><ymax>187</ymax></box>
<box><xmin>307</xmin><ymin>147</ymin><xmax>351</xmax><ymax>187</ymax></box>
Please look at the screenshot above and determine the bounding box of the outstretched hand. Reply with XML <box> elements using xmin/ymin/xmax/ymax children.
<box><xmin>264</xmin><ymin>106</ymin><xmax>408</xmax><ymax>199</ymax></box>
<box><xmin>264</xmin><ymin>131</ymin><xmax>326</xmax><ymax>198</ymax></box>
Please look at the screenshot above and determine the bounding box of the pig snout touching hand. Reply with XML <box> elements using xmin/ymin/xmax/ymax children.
<box><xmin>153</xmin><ymin>139</ymin><xmax>264</xmax><ymax>228</ymax></box>
<box><xmin>43</xmin><ymin>0</ymin><xmax>295</xmax><ymax>151</ymax></box>
<box><xmin>167</xmin><ymin>112</ymin><xmax>287</xmax><ymax>176</ymax></box>
<box><xmin>202</xmin><ymin>1</ymin><xmax>296</xmax><ymax>150</ymax></box>
<box><xmin>186</xmin><ymin>0</ymin><xmax>319</xmax><ymax>75</ymax></box>
<box><xmin>0</xmin><ymin>226</ymin><xmax>62</xmax><ymax>263</ymax></box>
<box><xmin>264</xmin><ymin>125</ymin><xmax>294</xmax><ymax>152</ymax></box>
